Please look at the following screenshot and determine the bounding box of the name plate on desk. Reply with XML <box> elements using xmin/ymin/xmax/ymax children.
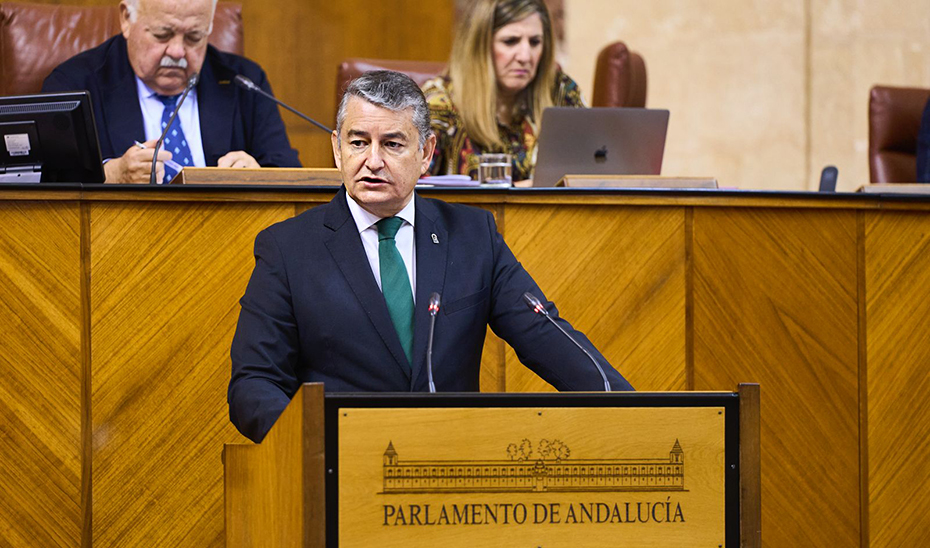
<box><xmin>337</xmin><ymin>406</ymin><xmax>726</xmax><ymax>548</ymax></box>
<box><xmin>858</xmin><ymin>183</ymin><xmax>930</xmax><ymax>194</ymax></box>
<box><xmin>557</xmin><ymin>175</ymin><xmax>718</xmax><ymax>189</ymax></box>
<box><xmin>171</xmin><ymin>166</ymin><xmax>342</xmax><ymax>185</ymax></box>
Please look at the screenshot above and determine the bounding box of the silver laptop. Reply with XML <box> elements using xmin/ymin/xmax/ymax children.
<box><xmin>532</xmin><ymin>107</ymin><xmax>670</xmax><ymax>187</ymax></box>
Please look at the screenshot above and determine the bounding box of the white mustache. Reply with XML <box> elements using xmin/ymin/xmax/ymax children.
<box><xmin>159</xmin><ymin>56</ymin><xmax>188</xmax><ymax>69</ymax></box>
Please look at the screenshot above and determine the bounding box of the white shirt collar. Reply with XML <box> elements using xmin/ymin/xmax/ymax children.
<box><xmin>135</xmin><ymin>77</ymin><xmax>156</xmax><ymax>100</ymax></box>
<box><xmin>135</xmin><ymin>77</ymin><xmax>162</xmax><ymax>101</ymax></box>
<box><xmin>345</xmin><ymin>191</ymin><xmax>416</xmax><ymax>233</ymax></box>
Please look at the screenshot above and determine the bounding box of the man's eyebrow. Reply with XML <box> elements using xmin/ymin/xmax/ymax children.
<box><xmin>381</xmin><ymin>131</ymin><xmax>408</xmax><ymax>142</ymax></box>
<box><xmin>346</xmin><ymin>129</ymin><xmax>371</xmax><ymax>139</ymax></box>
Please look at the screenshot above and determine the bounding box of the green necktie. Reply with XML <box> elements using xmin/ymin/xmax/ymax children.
<box><xmin>376</xmin><ymin>217</ymin><xmax>414</xmax><ymax>367</ymax></box>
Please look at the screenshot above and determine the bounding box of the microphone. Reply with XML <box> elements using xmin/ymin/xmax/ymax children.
<box><xmin>149</xmin><ymin>73</ymin><xmax>199</xmax><ymax>185</ymax></box>
<box><xmin>426</xmin><ymin>292</ymin><xmax>441</xmax><ymax>393</ymax></box>
<box><xmin>234</xmin><ymin>75</ymin><xmax>332</xmax><ymax>134</ymax></box>
<box><xmin>522</xmin><ymin>292</ymin><xmax>612</xmax><ymax>392</ymax></box>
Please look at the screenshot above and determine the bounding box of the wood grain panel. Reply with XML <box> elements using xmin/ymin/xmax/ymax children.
<box><xmin>692</xmin><ymin>207</ymin><xmax>859</xmax><ymax>547</ymax></box>
<box><xmin>0</xmin><ymin>201</ymin><xmax>83</xmax><ymax>548</ymax></box>
<box><xmin>225</xmin><ymin>384</ymin><xmax>325</xmax><ymax>547</ymax></box>
<box><xmin>88</xmin><ymin>202</ymin><xmax>293</xmax><ymax>547</ymax></box>
<box><xmin>501</xmin><ymin>205</ymin><xmax>687</xmax><ymax>392</ymax></box>
<box><xmin>864</xmin><ymin>211</ymin><xmax>930</xmax><ymax>548</ymax></box>
<box><xmin>4</xmin><ymin>188</ymin><xmax>930</xmax><ymax>548</ymax></box>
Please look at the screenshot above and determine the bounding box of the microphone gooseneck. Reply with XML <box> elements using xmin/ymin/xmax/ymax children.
<box><xmin>234</xmin><ymin>74</ymin><xmax>333</xmax><ymax>134</ymax></box>
<box><xmin>426</xmin><ymin>292</ymin><xmax>441</xmax><ymax>393</ymax></box>
<box><xmin>522</xmin><ymin>292</ymin><xmax>612</xmax><ymax>392</ymax></box>
<box><xmin>149</xmin><ymin>73</ymin><xmax>199</xmax><ymax>185</ymax></box>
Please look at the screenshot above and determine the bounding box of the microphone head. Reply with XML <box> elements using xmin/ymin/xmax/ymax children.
<box><xmin>522</xmin><ymin>292</ymin><xmax>546</xmax><ymax>315</ymax></box>
<box><xmin>429</xmin><ymin>292</ymin><xmax>441</xmax><ymax>315</ymax></box>
<box><xmin>187</xmin><ymin>72</ymin><xmax>199</xmax><ymax>88</ymax></box>
<box><xmin>234</xmin><ymin>74</ymin><xmax>257</xmax><ymax>91</ymax></box>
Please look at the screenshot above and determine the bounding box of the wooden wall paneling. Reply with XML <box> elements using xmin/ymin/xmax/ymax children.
<box><xmin>864</xmin><ymin>211</ymin><xmax>930</xmax><ymax>548</ymax></box>
<box><xmin>0</xmin><ymin>201</ymin><xmax>83</xmax><ymax>548</ymax></box>
<box><xmin>501</xmin><ymin>204</ymin><xmax>687</xmax><ymax>392</ymax></box>
<box><xmin>88</xmin><ymin>201</ymin><xmax>294</xmax><ymax>546</ymax></box>
<box><xmin>239</xmin><ymin>0</ymin><xmax>455</xmax><ymax>167</ymax></box>
<box><xmin>691</xmin><ymin>207</ymin><xmax>860</xmax><ymax>547</ymax></box>
<box><xmin>857</xmin><ymin>211</ymin><xmax>869</xmax><ymax>548</ymax></box>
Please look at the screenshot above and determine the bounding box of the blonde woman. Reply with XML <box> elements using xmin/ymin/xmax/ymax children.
<box><xmin>424</xmin><ymin>0</ymin><xmax>584</xmax><ymax>183</ymax></box>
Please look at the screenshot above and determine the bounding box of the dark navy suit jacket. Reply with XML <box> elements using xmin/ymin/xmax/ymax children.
<box><xmin>41</xmin><ymin>34</ymin><xmax>300</xmax><ymax>167</ymax></box>
<box><xmin>228</xmin><ymin>187</ymin><xmax>634</xmax><ymax>442</ymax></box>
<box><xmin>918</xmin><ymin>97</ymin><xmax>930</xmax><ymax>183</ymax></box>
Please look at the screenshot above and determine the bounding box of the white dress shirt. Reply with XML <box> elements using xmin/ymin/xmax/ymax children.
<box><xmin>135</xmin><ymin>77</ymin><xmax>207</xmax><ymax>167</ymax></box>
<box><xmin>345</xmin><ymin>192</ymin><xmax>417</xmax><ymax>302</ymax></box>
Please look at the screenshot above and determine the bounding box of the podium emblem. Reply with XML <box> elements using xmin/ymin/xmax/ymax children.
<box><xmin>382</xmin><ymin>439</ymin><xmax>686</xmax><ymax>494</ymax></box>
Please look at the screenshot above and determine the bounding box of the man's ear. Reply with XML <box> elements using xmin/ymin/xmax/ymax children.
<box><xmin>420</xmin><ymin>132</ymin><xmax>437</xmax><ymax>175</ymax></box>
<box><xmin>119</xmin><ymin>2</ymin><xmax>133</xmax><ymax>38</ymax></box>
<box><xmin>331</xmin><ymin>130</ymin><xmax>342</xmax><ymax>170</ymax></box>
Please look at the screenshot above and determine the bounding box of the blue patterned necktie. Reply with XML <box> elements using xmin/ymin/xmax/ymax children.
<box><xmin>376</xmin><ymin>217</ymin><xmax>414</xmax><ymax>367</ymax></box>
<box><xmin>156</xmin><ymin>94</ymin><xmax>194</xmax><ymax>184</ymax></box>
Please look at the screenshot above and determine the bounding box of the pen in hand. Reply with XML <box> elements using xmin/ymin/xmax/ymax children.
<box><xmin>134</xmin><ymin>141</ymin><xmax>184</xmax><ymax>172</ymax></box>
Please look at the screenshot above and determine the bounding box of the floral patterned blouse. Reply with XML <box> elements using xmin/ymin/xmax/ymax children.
<box><xmin>422</xmin><ymin>71</ymin><xmax>585</xmax><ymax>182</ymax></box>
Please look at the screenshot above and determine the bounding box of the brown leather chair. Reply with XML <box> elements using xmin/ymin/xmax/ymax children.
<box><xmin>869</xmin><ymin>85</ymin><xmax>930</xmax><ymax>183</ymax></box>
<box><xmin>336</xmin><ymin>58</ymin><xmax>447</xmax><ymax>109</ymax></box>
<box><xmin>592</xmin><ymin>40</ymin><xmax>646</xmax><ymax>108</ymax></box>
<box><xmin>334</xmin><ymin>40</ymin><xmax>647</xmax><ymax>111</ymax></box>
<box><xmin>0</xmin><ymin>1</ymin><xmax>243</xmax><ymax>97</ymax></box>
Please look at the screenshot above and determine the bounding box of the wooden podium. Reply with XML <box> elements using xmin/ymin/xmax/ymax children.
<box><xmin>225</xmin><ymin>384</ymin><xmax>760</xmax><ymax>547</ymax></box>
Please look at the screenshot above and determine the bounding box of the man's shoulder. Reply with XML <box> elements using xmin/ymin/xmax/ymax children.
<box><xmin>419</xmin><ymin>195</ymin><xmax>493</xmax><ymax>229</ymax></box>
<box><xmin>204</xmin><ymin>46</ymin><xmax>266</xmax><ymax>80</ymax></box>
<box><xmin>47</xmin><ymin>35</ymin><xmax>126</xmax><ymax>84</ymax></box>
<box><xmin>258</xmin><ymin>197</ymin><xmax>339</xmax><ymax>242</ymax></box>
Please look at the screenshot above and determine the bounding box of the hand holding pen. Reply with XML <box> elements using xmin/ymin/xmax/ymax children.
<box><xmin>135</xmin><ymin>141</ymin><xmax>185</xmax><ymax>183</ymax></box>
<box><xmin>101</xmin><ymin>139</ymin><xmax>175</xmax><ymax>184</ymax></box>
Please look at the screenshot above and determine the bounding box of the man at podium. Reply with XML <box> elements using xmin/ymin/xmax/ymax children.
<box><xmin>228</xmin><ymin>70</ymin><xmax>633</xmax><ymax>443</ymax></box>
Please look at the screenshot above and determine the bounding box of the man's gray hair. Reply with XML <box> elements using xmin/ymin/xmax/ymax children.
<box><xmin>124</xmin><ymin>0</ymin><xmax>218</xmax><ymax>24</ymax></box>
<box><xmin>335</xmin><ymin>70</ymin><xmax>432</xmax><ymax>149</ymax></box>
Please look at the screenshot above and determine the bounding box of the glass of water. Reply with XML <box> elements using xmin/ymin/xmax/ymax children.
<box><xmin>477</xmin><ymin>153</ymin><xmax>512</xmax><ymax>186</ymax></box>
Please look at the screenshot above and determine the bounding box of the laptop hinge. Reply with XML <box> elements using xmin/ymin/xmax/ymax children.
<box><xmin>0</xmin><ymin>163</ymin><xmax>42</xmax><ymax>183</ymax></box>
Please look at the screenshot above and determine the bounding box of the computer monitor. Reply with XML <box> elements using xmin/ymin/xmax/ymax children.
<box><xmin>0</xmin><ymin>91</ymin><xmax>105</xmax><ymax>183</ymax></box>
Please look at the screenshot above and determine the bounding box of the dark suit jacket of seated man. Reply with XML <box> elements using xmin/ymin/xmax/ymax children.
<box><xmin>42</xmin><ymin>34</ymin><xmax>300</xmax><ymax>173</ymax></box>
<box><xmin>228</xmin><ymin>70</ymin><xmax>633</xmax><ymax>443</ymax></box>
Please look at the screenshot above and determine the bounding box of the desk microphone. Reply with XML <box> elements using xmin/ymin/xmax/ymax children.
<box><xmin>150</xmin><ymin>73</ymin><xmax>199</xmax><ymax>185</ymax></box>
<box><xmin>233</xmin><ymin>75</ymin><xmax>332</xmax><ymax>134</ymax></box>
<box><xmin>522</xmin><ymin>292</ymin><xmax>612</xmax><ymax>392</ymax></box>
<box><xmin>426</xmin><ymin>292</ymin><xmax>441</xmax><ymax>393</ymax></box>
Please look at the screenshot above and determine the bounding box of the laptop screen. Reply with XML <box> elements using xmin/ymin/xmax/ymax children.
<box><xmin>532</xmin><ymin>107</ymin><xmax>670</xmax><ymax>187</ymax></box>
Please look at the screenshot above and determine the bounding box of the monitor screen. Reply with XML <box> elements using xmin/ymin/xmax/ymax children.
<box><xmin>0</xmin><ymin>91</ymin><xmax>105</xmax><ymax>184</ymax></box>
